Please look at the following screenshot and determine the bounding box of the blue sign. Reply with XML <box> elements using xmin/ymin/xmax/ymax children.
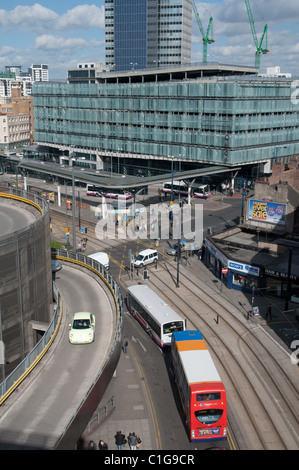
<box><xmin>228</xmin><ymin>261</ymin><xmax>259</xmax><ymax>276</ymax></box>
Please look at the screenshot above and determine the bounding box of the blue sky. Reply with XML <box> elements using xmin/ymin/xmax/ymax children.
<box><xmin>0</xmin><ymin>1</ymin><xmax>298</xmax><ymax>79</ymax></box>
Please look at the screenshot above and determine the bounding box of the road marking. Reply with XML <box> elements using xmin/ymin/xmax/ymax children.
<box><xmin>132</xmin><ymin>335</ymin><xmax>147</xmax><ymax>352</ymax></box>
<box><xmin>133</xmin><ymin>405</ymin><xmax>144</xmax><ymax>411</ymax></box>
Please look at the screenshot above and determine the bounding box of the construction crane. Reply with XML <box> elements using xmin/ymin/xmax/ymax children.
<box><xmin>192</xmin><ymin>1</ymin><xmax>215</xmax><ymax>64</ymax></box>
<box><xmin>245</xmin><ymin>0</ymin><xmax>269</xmax><ymax>71</ymax></box>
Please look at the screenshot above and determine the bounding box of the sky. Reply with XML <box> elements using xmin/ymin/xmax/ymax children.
<box><xmin>0</xmin><ymin>0</ymin><xmax>299</xmax><ymax>79</ymax></box>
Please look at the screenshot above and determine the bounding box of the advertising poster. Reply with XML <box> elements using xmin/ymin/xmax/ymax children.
<box><xmin>248</xmin><ymin>200</ymin><xmax>286</xmax><ymax>225</ymax></box>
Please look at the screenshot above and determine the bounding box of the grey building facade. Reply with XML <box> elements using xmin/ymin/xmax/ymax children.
<box><xmin>32</xmin><ymin>73</ymin><xmax>298</xmax><ymax>178</ymax></box>
<box><xmin>105</xmin><ymin>0</ymin><xmax>192</xmax><ymax>71</ymax></box>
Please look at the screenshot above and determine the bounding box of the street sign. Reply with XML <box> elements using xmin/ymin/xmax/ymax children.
<box><xmin>222</xmin><ymin>267</ymin><xmax>228</xmax><ymax>274</ymax></box>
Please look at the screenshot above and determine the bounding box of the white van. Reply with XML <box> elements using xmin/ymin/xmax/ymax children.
<box><xmin>132</xmin><ymin>249</ymin><xmax>158</xmax><ymax>268</ymax></box>
<box><xmin>88</xmin><ymin>252</ymin><xmax>109</xmax><ymax>269</ymax></box>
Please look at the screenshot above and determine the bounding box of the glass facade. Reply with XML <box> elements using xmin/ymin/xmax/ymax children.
<box><xmin>114</xmin><ymin>0</ymin><xmax>147</xmax><ymax>71</ymax></box>
<box><xmin>33</xmin><ymin>78</ymin><xmax>298</xmax><ymax>167</ymax></box>
<box><xmin>105</xmin><ymin>0</ymin><xmax>192</xmax><ymax>71</ymax></box>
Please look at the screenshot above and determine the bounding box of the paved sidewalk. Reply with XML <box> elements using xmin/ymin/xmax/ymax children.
<box><xmin>81</xmin><ymin>335</ymin><xmax>154</xmax><ymax>451</ymax></box>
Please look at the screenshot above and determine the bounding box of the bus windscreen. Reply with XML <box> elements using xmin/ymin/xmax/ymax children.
<box><xmin>163</xmin><ymin>321</ymin><xmax>184</xmax><ymax>334</ymax></box>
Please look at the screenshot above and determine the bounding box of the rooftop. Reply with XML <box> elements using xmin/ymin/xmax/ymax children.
<box><xmin>67</xmin><ymin>62</ymin><xmax>260</xmax><ymax>84</ymax></box>
<box><xmin>209</xmin><ymin>226</ymin><xmax>299</xmax><ymax>278</ymax></box>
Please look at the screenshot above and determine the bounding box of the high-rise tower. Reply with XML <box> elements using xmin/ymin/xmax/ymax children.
<box><xmin>105</xmin><ymin>0</ymin><xmax>192</xmax><ymax>71</ymax></box>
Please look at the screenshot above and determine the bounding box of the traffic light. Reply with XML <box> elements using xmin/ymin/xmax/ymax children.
<box><xmin>143</xmin><ymin>269</ymin><xmax>149</xmax><ymax>280</ymax></box>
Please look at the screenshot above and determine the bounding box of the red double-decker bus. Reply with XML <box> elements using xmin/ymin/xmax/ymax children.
<box><xmin>171</xmin><ymin>330</ymin><xmax>227</xmax><ymax>442</ymax></box>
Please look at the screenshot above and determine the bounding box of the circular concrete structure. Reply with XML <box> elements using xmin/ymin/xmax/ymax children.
<box><xmin>0</xmin><ymin>191</ymin><xmax>52</xmax><ymax>380</ymax></box>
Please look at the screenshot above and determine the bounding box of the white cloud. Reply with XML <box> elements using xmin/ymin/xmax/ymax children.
<box><xmin>0</xmin><ymin>4</ymin><xmax>58</xmax><ymax>32</ymax></box>
<box><xmin>35</xmin><ymin>35</ymin><xmax>90</xmax><ymax>52</ymax></box>
<box><xmin>34</xmin><ymin>34</ymin><xmax>103</xmax><ymax>55</ymax></box>
<box><xmin>55</xmin><ymin>5</ymin><xmax>105</xmax><ymax>31</ymax></box>
<box><xmin>0</xmin><ymin>45</ymin><xmax>19</xmax><ymax>55</ymax></box>
<box><xmin>0</xmin><ymin>3</ymin><xmax>105</xmax><ymax>33</ymax></box>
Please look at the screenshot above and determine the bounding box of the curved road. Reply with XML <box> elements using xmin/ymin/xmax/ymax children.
<box><xmin>0</xmin><ymin>264</ymin><xmax>116</xmax><ymax>450</ymax></box>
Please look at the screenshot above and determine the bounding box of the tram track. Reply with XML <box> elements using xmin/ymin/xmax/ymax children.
<box><xmin>147</xmin><ymin>262</ymin><xmax>299</xmax><ymax>450</ymax></box>
<box><xmin>50</xmin><ymin>208</ymin><xmax>299</xmax><ymax>450</ymax></box>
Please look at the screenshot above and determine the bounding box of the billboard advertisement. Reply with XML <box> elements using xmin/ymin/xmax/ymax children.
<box><xmin>248</xmin><ymin>200</ymin><xmax>287</xmax><ymax>225</ymax></box>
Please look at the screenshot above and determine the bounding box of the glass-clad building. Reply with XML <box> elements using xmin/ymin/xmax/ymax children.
<box><xmin>32</xmin><ymin>77</ymin><xmax>298</xmax><ymax>172</ymax></box>
<box><xmin>105</xmin><ymin>0</ymin><xmax>192</xmax><ymax>71</ymax></box>
<box><xmin>114</xmin><ymin>0</ymin><xmax>147</xmax><ymax>71</ymax></box>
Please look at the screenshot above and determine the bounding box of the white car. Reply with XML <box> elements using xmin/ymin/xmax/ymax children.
<box><xmin>132</xmin><ymin>249</ymin><xmax>158</xmax><ymax>267</ymax></box>
<box><xmin>69</xmin><ymin>312</ymin><xmax>95</xmax><ymax>344</ymax></box>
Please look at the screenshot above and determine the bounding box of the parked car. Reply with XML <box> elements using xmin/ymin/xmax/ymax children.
<box><xmin>167</xmin><ymin>236</ymin><xmax>202</xmax><ymax>256</ymax></box>
<box><xmin>167</xmin><ymin>240</ymin><xmax>186</xmax><ymax>256</ymax></box>
<box><xmin>69</xmin><ymin>312</ymin><xmax>95</xmax><ymax>344</ymax></box>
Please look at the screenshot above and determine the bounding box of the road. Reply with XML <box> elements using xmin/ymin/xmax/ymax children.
<box><xmin>52</xmin><ymin>192</ymin><xmax>298</xmax><ymax>450</ymax></box>
<box><xmin>48</xmin><ymin>190</ymin><xmax>242</xmax><ymax>450</ymax></box>
<box><xmin>3</xmin><ymin>178</ymin><xmax>298</xmax><ymax>450</ymax></box>
<box><xmin>123</xmin><ymin>313</ymin><xmax>222</xmax><ymax>450</ymax></box>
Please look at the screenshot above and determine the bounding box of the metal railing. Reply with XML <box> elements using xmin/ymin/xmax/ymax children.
<box><xmin>0</xmin><ymin>247</ymin><xmax>124</xmax><ymax>406</ymax></box>
<box><xmin>52</xmin><ymin>249</ymin><xmax>124</xmax><ymax>314</ymax></box>
<box><xmin>83</xmin><ymin>396</ymin><xmax>115</xmax><ymax>436</ymax></box>
<box><xmin>52</xmin><ymin>249</ymin><xmax>123</xmax><ymax>449</ymax></box>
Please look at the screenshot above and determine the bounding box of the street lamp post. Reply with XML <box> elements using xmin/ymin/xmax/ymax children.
<box><xmin>169</xmin><ymin>156</ymin><xmax>174</xmax><ymax>238</ymax></box>
<box><xmin>176</xmin><ymin>235</ymin><xmax>181</xmax><ymax>288</ymax></box>
<box><xmin>70</xmin><ymin>152</ymin><xmax>85</xmax><ymax>252</ymax></box>
<box><xmin>241</xmin><ymin>178</ymin><xmax>246</xmax><ymax>223</ymax></box>
<box><xmin>170</xmin><ymin>156</ymin><xmax>174</xmax><ymax>205</ymax></box>
<box><xmin>71</xmin><ymin>158</ymin><xmax>76</xmax><ymax>252</ymax></box>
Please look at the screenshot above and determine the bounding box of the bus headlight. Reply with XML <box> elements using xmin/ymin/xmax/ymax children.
<box><xmin>191</xmin><ymin>430</ymin><xmax>195</xmax><ymax>438</ymax></box>
<box><xmin>223</xmin><ymin>428</ymin><xmax>227</xmax><ymax>436</ymax></box>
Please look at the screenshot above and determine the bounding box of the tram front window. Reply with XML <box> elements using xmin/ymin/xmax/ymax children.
<box><xmin>163</xmin><ymin>321</ymin><xmax>184</xmax><ymax>334</ymax></box>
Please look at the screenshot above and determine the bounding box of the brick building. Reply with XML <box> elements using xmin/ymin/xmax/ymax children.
<box><xmin>0</xmin><ymin>86</ymin><xmax>33</xmax><ymax>153</ymax></box>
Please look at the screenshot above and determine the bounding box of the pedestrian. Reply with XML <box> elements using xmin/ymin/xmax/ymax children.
<box><xmin>266</xmin><ymin>303</ymin><xmax>272</xmax><ymax>320</ymax></box>
<box><xmin>114</xmin><ymin>430</ymin><xmax>126</xmax><ymax>450</ymax></box>
<box><xmin>128</xmin><ymin>432</ymin><xmax>138</xmax><ymax>450</ymax></box>
<box><xmin>122</xmin><ymin>336</ymin><xmax>128</xmax><ymax>353</ymax></box>
<box><xmin>88</xmin><ymin>440</ymin><xmax>97</xmax><ymax>450</ymax></box>
<box><xmin>98</xmin><ymin>439</ymin><xmax>108</xmax><ymax>450</ymax></box>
